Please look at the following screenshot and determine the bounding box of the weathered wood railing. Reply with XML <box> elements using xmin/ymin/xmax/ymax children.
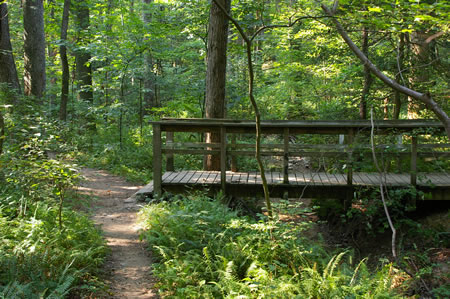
<box><xmin>151</xmin><ymin>118</ymin><xmax>448</xmax><ymax>196</ymax></box>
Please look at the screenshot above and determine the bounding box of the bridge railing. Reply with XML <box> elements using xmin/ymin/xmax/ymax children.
<box><xmin>151</xmin><ymin>118</ymin><xmax>448</xmax><ymax>195</ymax></box>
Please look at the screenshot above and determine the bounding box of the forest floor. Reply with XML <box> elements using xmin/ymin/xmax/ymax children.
<box><xmin>77</xmin><ymin>168</ymin><xmax>159</xmax><ymax>299</ymax></box>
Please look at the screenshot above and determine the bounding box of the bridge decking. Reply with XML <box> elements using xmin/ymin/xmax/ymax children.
<box><xmin>145</xmin><ymin>119</ymin><xmax>449</xmax><ymax>201</ymax></box>
<box><xmin>136</xmin><ymin>171</ymin><xmax>450</xmax><ymax>200</ymax></box>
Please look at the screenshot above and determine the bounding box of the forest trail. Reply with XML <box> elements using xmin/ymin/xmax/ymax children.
<box><xmin>77</xmin><ymin>168</ymin><xmax>158</xmax><ymax>298</ymax></box>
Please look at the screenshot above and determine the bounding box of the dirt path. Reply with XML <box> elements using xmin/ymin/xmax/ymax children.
<box><xmin>77</xmin><ymin>168</ymin><xmax>158</xmax><ymax>298</ymax></box>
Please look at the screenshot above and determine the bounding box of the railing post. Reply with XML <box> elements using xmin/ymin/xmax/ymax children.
<box><xmin>166</xmin><ymin>131</ymin><xmax>174</xmax><ymax>171</ymax></box>
<box><xmin>220</xmin><ymin>126</ymin><xmax>227</xmax><ymax>194</ymax></box>
<box><xmin>283</xmin><ymin>128</ymin><xmax>289</xmax><ymax>184</ymax></box>
<box><xmin>153</xmin><ymin>123</ymin><xmax>162</xmax><ymax>196</ymax></box>
<box><xmin>396</xmin><ymin>134</ymin><xmax>402</xmax><ymax>173</ymax></box>
<box><xmin>231</xmin><ymin>134</ymin><xmax>237</xmax><ymax>172</ymax></box>
<box><xmin>411</xmin><ymin>136</ymin><xmax>417</xmax><ymax>186</ymax></box>
<box><xmin>346</xmin><ymin>129</ymin><xmax>354</xmax><ymax>186</ymax></box>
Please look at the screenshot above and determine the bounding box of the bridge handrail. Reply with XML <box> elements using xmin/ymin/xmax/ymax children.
<box><xmin>151</xmin><ymin>118</ymin><xmax>448</xmax><ymax>195</ymax></box>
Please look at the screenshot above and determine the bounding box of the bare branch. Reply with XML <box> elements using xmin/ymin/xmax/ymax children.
<box><xmin>425</xmin><ymin>31</ymin><xmax>445</xmax><ymax>44</ymax></box>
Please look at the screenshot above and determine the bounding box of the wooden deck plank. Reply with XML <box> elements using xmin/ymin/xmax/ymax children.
<box><xmin>248</xmin><ymin>172</ymin><xmax>257</xmax><ymax>184</ymax></box>
<box><xmin>163</xmin><ymin>171</ymin><xmax>177</xmax><ymax>183</ymax></box>
<box><xmin>162</xmin><ymin>172</ymin><xmax>172</xmax><ymax>181</ymax></box>
<box><xmin>240</xmin><ymin>172</ymin><xmax>249</xmax><ymax>184</ymax></box>
<box><xmin>321</xmin><ymin>173</ymin><xmax>334</xmax><ymax>185</ymax></box>
<box><xmin>421</xmin><ymin>173</ymin><xmax>449</xmax><ymax>186</ymax></box>
<box><xmin>208</xmin><ymin>171</ymin><xmax>219</xmax><ymax>184</ymax></box>
<box><xmin>334</xmin><ymin>173</ymin><xmax>347</xmax><ymax>185</ymax></box>
<box><xmin>274</xmin><ymin>171</ymin><xmax>283</xmax><ymax>184</ymax></box>
<box><xmin>230</xmin><ymin>172</ymin><xmax>240</xmax><ymax>184</ymax></box>
<box><xmin>198</xmin><ymin>171</ymin><xmax>210</xmax><ymax>184</ymax></box>
<box><xmin>190</xmin><ymin>171</ymin><xmax>203</xmax><ymax>184</ymax></box>
<box><xmin>180</xmin><ymin>171</ymin><xmax>196</xmax><ymax>184</ymax></box>
<box><xmin>294</xmin><ymin>172</ymin><xmax>303</xmax><ymax>185</ymax></box>
<box><xmin>151</xmin><ymin>170</ymin><xmax>450</xmax><ymax>200</ymax></box>
<box><xmin>288</xmin><ymin>173</ymin><xmax>296</xmax><ymax>185</ymax></box>
<box><xmin>170</xmin><ymin>171</ymin><xmax>187</xmax><ymax>184</ymax></box>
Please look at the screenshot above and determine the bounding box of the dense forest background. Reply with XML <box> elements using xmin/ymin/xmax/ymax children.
<box><xmin>2</xmin><ymin>0</ymin><xmax>449</xmax><ymax>132</ymax></box>
<box><xmin>0</xmin><ymin>0</ymin><xmax>449</xmax><ymax>297</ymax></box>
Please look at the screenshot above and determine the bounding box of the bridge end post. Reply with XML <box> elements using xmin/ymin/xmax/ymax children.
<box><xmin>346</xmin><ymin>129</ymin><xmax>354</xmax><ymax>186</ymax></box>
<box><xmin>220</xmin><ymin>126</ymin><xmax>227</xmax><ymax>194</ymax></box>
<box><xmin>283</xmin><ymin>128</ymin><xmax>289</xmax><ymax>184</ymax></box>
<box><xmin>410</xmin><ymin>136</ymin><xmax>417</xmax><ymax>186</ymax></box>
<box><xmin>153</xmin><ymin>123</ymin><xmax>162</xmax><ymax>197</ymax></box>
<box><xmin>166</xmin><ymin>131</ymin><xmax>174</xmax><ymax>171</ymax></box>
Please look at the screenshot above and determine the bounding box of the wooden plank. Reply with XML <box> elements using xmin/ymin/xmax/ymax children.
<box><xmin>421</xmin><ymin>173</ymin><xmax>447</xmax><ymax>186</ymax></box>
<box><xmin>240</xmin><ymin>172</ymin><xmax>249</xmax><ymax>184</ymax></box>
<box><xmin>328</xmin><ymin>173</ymin><xmax>339</xmax><ymax>185</ymax></box>
<box><xmin>274</xmin><ymin>171</ymin><xmax>283</xmax><ymax>184</ymax></box>
<box><xmin>347</xmin><ymin>129</ymin><xmax>354</xmax><ymax>186</ymax></box>
<box><xmin>180</xmin><ymin>171</ymin><xmax>196</xmax><ymax>184</ymax></box>
<box><xmin>166</xmin><ymin>132</ymin><xmax>174</xmax><ymax>171</ymax></box>
<box><xmin>267</xmin><ymin>171</ymin><xmax>273</xmax><ymax>185</ymax></box>
<box><xmin>220</xmin><ymin>127</ymin><xmax>227</xmax><ymax>193</ymax></box>
<box><xmin>288</xmin><ymin>173</ymin><xmax>297</xmax><ymax>185</ymax></box>
<box><xmin>283</xmin><ymin>128</ymin><xmax>289</xmax><ymax>184</ymax></box>
<box><xmin>411</xmin><ymin>136</ymin><xmax>417</xmax><ymax>186</ymax></box>
<box><xmin>190</xmin><ymin>171</ymin><xmax>203</xmax><ymax>184</ymax></box>
<box><xmin>231</xmin><ymin>134</ymin><xmax>237</xmax><ymax>172</ymax></box>
<box><xmin>389</xmin><ymin>173</ymin><xmax>407</xmax><ymax>186</ymax></box>
<box><xmin>302</xmin><ymin>172</ymin><xmax>315</xmax><ymax>186</ymax></box>
<box><xmin>256</xmin><ymin>172</ymin><xmax>263</xmax><ymax>185</ymax></box>
<box><xmin>135</xmin><ymin>181</ymin><xmax>154</xmax><ymax>196</ymax></box>
<box><xmin>226</xmin><ymin>171</ymin><xmax>233</xmax><ymax>184</ymax></box>
<box><xmin>163</xmin><ymin>149</ymin><xmax>220</xmax><ymax>155</ymax></box>
<box><xmin>198</xmin><ymin>171</ymin><xmax>210</xmax><ymax>184</ymax></box>
<box><xmin>230</xmin><ymin>172</ymin><xmax>241</xmax><ymax>184</ymax></box>
<box><xmin>162</xmin><ymin>172</ymin><xmax>172</xmax><ymax>181</ymax></box>
<box><xmin>334</xmin><ymin>173</ymin><xmax>347</xmax><ymax>185</ymax></box>
<box><xmin>207</xmin><ymin>171</ymin><xmax>219</xmax><ymax>184</ymax></box>
<box><xmin>248</xmin><ymin>172</ymin><xmax>257</xmax><ymax>184</ymax></box>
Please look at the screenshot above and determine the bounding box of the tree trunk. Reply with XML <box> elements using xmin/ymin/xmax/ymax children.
<box><xmin>204</xmin><ymin>0</ymin><xmax>231</xmax><ymax>170</ymax></box>
<box><xmin>142</xmin><ymin>0</ymin><xmax>157</xmax><ymax>110</ymax></box>
<box><xmin>23</xmin><ymin>0</ymin><xmax>46</xmax><ymax>99</ymax></box>
<box><xmin>359</xmin><ymin>26</ymin><xmax>372</xmax><ymax>120</ymax></box>
<box><xmin>0</xmin><ymin>2</ymin><xmax>21</xmax><ymax>97</ymax></box>
<box><xmin>59</xmin><ymin>0</ymin><xmax>71</xmax><ymax>121</ymax></box>
<box><xmin>73</xmin><ymin>1</ymin><xmax>93</xmax><ymax>103</ymax></box>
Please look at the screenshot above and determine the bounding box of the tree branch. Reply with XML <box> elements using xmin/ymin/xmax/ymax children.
<box><xmin>321</xmin><ymin>2</ymin><xmax>450</xmax><ymax>139</ymax></box>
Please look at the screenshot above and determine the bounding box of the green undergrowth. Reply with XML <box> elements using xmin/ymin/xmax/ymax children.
<box><xmin>0</xmin><ymin>112</ymin><xmax>108</xmax><ymax>298</ymax></box>
<box><xmin>139</xmin><ymin>196</ymin><xmax>399</xmax><ymax>298</ymax></box>
<box><xmin>0</xmin><ymin>205</ymin><xmax>107</xmax><ymax>298</ymax></box>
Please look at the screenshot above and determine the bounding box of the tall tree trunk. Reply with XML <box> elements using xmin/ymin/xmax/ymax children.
<box><xmin>204</xmin><ymin>0</ymin><xmax>231</xmax><ymax>170</ymax></box>
<box><xmin>142</xmin><ymin>0</ymin><xmax>157</xmax><ymax>110</ymax></box>
<box><xmin>73</xmin><ymin>1</ymin><xmax>93</xmax><ymax>103</ymax></box>
<box><xmin>0</xmin><ymin>2</ymin><xmax>21</xmax><ymax>97</ymax></box>
<box><xmin>359</xmin><ymin>26</ymin><xmax>372</xmax><ymax>120</ymax></box>
<box><xmin>23</xmin><ymin>0</ymin><xmax>46</xmax><ymax>99</ymax></box>
<box><xmin>59</xmin><ymin>0</ymin><xmax>71</xmax><ymax>121</ymax></box>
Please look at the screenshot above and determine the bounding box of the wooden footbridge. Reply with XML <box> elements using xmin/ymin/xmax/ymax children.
<box><xmin>137</xmin><ymin>118</ymin><xmax>450</xmax><ymax>201</ymax></box>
